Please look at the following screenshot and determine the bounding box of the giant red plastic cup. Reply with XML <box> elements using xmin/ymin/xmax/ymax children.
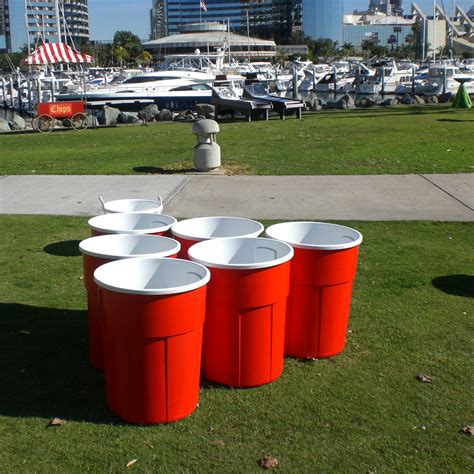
<box><xmin>88</xmin><ymin>213</ymin><xmax>176</xmax><ymax>237</ymax></box>
<box><xmin>189</xmin><ymin>237</ymin><xmax>293</xmax><ymax>388</ymax></box>
<box><xmin>265</xmin><ymin>222</ymin><xmax>363</xmax><ymax>359</ymax></box>
<box><xmin>171</xmin><ymin>216</ymin><xmax>264</xmax><ymax>259</ymax></box>
<box><xmin>79</xmin><ymin>234</ymin><xmax>180</xmax><ymax>370</ymax></box>
<box><xmin>94</xmin><ymin>257</ymin><xmax>210</xmax><ymax>425</ymax></box>
<box><xmin>99</xmin><ymin>196</ymin><xmax>163</xmax><ymax>214</ymax></box>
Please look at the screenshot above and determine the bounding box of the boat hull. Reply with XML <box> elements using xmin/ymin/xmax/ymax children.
<box><xmin>56</xmin><ymin>91</ymin><xmax>212</xmax><ymax>112</ymax></box>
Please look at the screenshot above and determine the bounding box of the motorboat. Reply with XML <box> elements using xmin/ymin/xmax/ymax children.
<box><xmin>56</xmin><ymin>69</ymin><xmax>214</xmax><ymax>111</ymax></box>
<box><xmin>415</xmin><ymin>65</ymin><xmax>474</xmax><ymax>95</ymax></box>
<box><xmin>314</xmin><ymin>70</ymin><xmax>355</xmax><ymax>93</ymax></box>
<box><xmin>355</xmin><ymin>60</ymin><xmax>413</xmax><ymax>94</ymax></box>
<box><xmin>242</xmin><ymin>81</ymin><xmax>303</xmax><ymax>119</ymax></box>
<box><xmin>212</xmin><ymin>77</ymin><xmax>272</xmax><ymax>121</ymax></box>
<box><xmin>274</xmin><ymin>60</ymin><xmax>329</xmax><ymax>92</ymax></box>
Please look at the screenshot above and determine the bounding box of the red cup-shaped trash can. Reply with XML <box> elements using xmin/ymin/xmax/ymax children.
<box><xmin>265</xmin><ymin>222</ymin><xmax>363</xmax><ymax>359</ymax></box>
<box><xmin>88</xmin><ymin>213</ymin><xmax>176</xmax><ymax>237</ymax></box>
<box><xmin>94</xmin><ymin>257</ymin><xmax>210</xmax><ymax>425</ymax></box>
<box><xmin>171</xmin><ymin>216</ymin><xmax>264</xmax><ymax>259</ymax></box>
<box><xmin>99</xmin><ymin>196</ymin><xmax>163</xmax><ymax>214</ymax></box>
<box><xmin>189</xmin><ymin>237</ymin><xmax>293</xmax><ymax>388</ymax></box>
<box><xmin>79</xmin><ymin>234</ymin><xmax>180</xmax><ymax>370</ymax></box>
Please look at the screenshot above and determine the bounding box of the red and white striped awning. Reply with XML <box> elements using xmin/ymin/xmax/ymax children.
<box><xmin>23</xmin><ymin>42</ymin><xmax>94</xmax><ymax>65</ymax></box>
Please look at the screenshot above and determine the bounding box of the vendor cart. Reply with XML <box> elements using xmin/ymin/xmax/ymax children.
<box><xmin>33</xmin><ymin>101</ymin><xmax>89</xmax><ymax>133</ymax></box>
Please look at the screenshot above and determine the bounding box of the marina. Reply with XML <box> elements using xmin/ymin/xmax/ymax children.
<box><xmin>1</xmin><ymin>52</ymin><xmax>473</xmax><ymax>128</ymax></box>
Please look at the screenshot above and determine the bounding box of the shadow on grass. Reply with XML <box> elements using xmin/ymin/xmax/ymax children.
<box><xmin>321</xmin><ymin>109</ymin><xmax>449</xmax><ymax>120</ymax></box>
<box><xmin>43</xmin><ymin>240</ymin><xmax>82</xmax><ymax>257</ymax></box>
<box><xmin>437</xmin><ymin>118</ymin><xmax>474</xmax><ymax>123</ymax></box>
<box><xmin>0</xmin><ymin>303</ymin><xmax>120</xmax><ymax>424</ymax></box>
<box><xmin>432</xmin><ymin>274</ymin><xmax>474</xmax><ymax>298</ymax></box>
<box><xmin>133</xmin><ymin>166</ymin><xmax>195</xmax><ymax>174</ymax></box>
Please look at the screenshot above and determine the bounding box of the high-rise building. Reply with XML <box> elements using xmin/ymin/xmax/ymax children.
<box><xmin>0</xmin><ymin>0</ymin><xmax>11</xmax><ymax>53</ymax></box>
<box><xmin>149</xmin><ymin>0</ymin><xmax>301</xmax><ymax>44</ymax></box>
<box><xmin>25</xmin><ymin>0</ymin><xmax>89</xmax><ymax>49</ymax></box>
<box><xmin>368</xmin><ymin>0</ymin><xmax>403</xmax><ymax>16</ymax></box>
<box><xmin>150</xmin><ymin>0</ymin><xmax>167</xmax><ymax>39</ymax></box>
<box><xmin>302</xmin><ymin>0</ymin><xmax>343</xmax><ymax>44</ymax></box>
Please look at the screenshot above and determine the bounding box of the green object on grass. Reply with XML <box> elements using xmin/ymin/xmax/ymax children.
<box><xmin>452</xmin><ymin>82</ymin><xmax>472</xmax><ymax>109</ymax></box>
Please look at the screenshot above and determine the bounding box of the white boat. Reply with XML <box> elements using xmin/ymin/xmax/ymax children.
<box><xmin>415</xmin><ymin>65</ymin><xmax>474</xmax><ymax>95</ymax></box>
<box><xmin>274</xmin><ymin>60</ymin><xmax>329</xmax><ymax>92</ymax></box>
<box><xmin>56</xmin><ymin>69</ymin><xmax>215</xmax><ymax>111</ymax></box>
<box><xmin>355</xmin><ymin>61</ymin><xmax>413</xmax><ymax>94</ymax></box>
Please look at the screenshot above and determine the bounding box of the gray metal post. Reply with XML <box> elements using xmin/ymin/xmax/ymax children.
<box><xmin>292</xmin><ymin>64</ymin><xmax>298</xmax><ymax>99</ymax></box>
<box><xmin>9</xmin><ymin>75</ymin><xmax>14</xmax><ymax>109</ymax></box>
<box><xmin>411</xmin><ymin>66</ymin><xmax>416</xmax><ymax>95</ymax></box>
<box><xmin>27</xmin><ymin>77</ymin><xmax>32</xmax><ymax>112</ymax></box>
<box><xmin>50</xmin><ymin>76</ymin><xmax>55</xmax><ymax>103</ymax></box>
<box><xmin>17</xmin><ymin>75</ymin><xmax>23</xmax><ymax>111</ymax></box>
<box><xmin>37</xmin><ymin>78</ymin><xmax>42</xmax><ymax>104</ymax></box>
<box><xmin>442</xmin><ymin>66</ymin><xmax>447</xmax><ymax>94</ymax></box>
<box><xmin>1</xmin><ymin>77</ymin><xmax>7</xmax><ymax>108</ymax></box>
<box><xmin>381</xmin><ymin>67</ymin><xmax>385</xmax><ymax>95</ymax></box>
<box><xmin>333</xmin><ymin>67</ymin><xmax>337</xmax><ymax>96</ymax></box>
<box><xmin>356</xmin><ymin>64</ymin><xmax>360</xmax><ymax>96</ymax></box>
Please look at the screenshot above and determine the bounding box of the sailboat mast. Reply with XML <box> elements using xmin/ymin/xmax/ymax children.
<box><xmin>432</xmin><ymin>0</ymin><xmax>436</xmax><ymax>64</ymax></box>
<box><xmin>54</xmin><ymin>0</ymin><xmax>62</xmax><ymax>43</ymax></box>
<box><xmin>228</xmin><ymin>17</ymin><xmax>231</xmax><ymax>63</ymax></box>
<box><xmin>24</xmin><ymin>0</ymin><xmax>31</xmax><ymax>52</ymax></box>
<box><xmin>247</xmin><ymin>10</ymin><xmax>250</xmax><ymax>62</ymax></box>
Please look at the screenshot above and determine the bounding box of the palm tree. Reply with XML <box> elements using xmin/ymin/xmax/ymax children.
<box><xmin>113</xmin><ymin>46</ymin><xmax>129</xmax><ymax>67</ymax></box>
<box><xmin>387</xmin><ymin>35</ymin><xmax>397</xmax><ymax>52</ymax></box>
<box><xmin>136</xmin><ymin>50</ymin><xmax>153</xmax><ymax>67</ymax></box>
<box><xmin>339</xmin><ymin>42</ymin><xmax>355</xmax><ymax>58</ymax></box>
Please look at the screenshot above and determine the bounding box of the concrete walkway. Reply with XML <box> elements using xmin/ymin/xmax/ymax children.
<box><xmin>1</xmin><ymin>173</ymin><xmax>472</xmax><ymax>221</ymax></box>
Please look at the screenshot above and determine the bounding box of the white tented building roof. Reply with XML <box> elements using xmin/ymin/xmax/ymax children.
<box><xmin>144</xmin><ymin>22</ymin><xmax>276</xmax><ymax>59</ymax></box>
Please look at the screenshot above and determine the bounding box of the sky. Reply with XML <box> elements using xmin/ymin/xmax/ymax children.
<box><xmin>88</xmin><ymin>0</ymin><xmax>473</xmax><ymax>40</ymax></box>
<box><xmin>8</xmin><ymin>0</ymin><xmax>474</xmax><ymax>51</ymax></box>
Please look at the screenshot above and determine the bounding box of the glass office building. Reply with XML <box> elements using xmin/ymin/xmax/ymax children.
<box><xmin>151</xmin><ymin>0</ymin><xmax>301</xmax><ymax>43</ymax></box>
<box><xmin>368</xmin><ymin>1</ymin><xmax>403</xmax><ymax>16</ymax></box>
<box><xmin>302</xmin><ymin>0</ymin><xmax>343</xmax><ymax>44</ymax></box>
<box><xmin>343</xmin><ymin>23</ymin><xmax>413</xmax><ymax>50</ymax></box>
<box><xmin>25</xmin><ymin>0</ymin><xmax>89</xmax><ymax>47</ymax></box>
<box><xmin>0</xmin><ymin>0</ymin><xmax>11</xmax><ymax>53</ymax></box>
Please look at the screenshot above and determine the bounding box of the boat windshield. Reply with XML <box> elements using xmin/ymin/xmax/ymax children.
<box><xmin>123</xmin><ymin>76</ymin><xmax>177</xmax><ymax>84</ymax></box>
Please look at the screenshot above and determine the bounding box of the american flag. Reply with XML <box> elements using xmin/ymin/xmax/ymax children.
<box><xmin>200</xmin><ymin>0</ymin><xmax>208</xmax><ymax>12</ymax></box>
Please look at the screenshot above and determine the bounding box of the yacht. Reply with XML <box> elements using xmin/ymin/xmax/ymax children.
<box><xmin>274</xmin><ymin>60</ymin><xmax>329</xmax><ymax>92</ymax></box>
<box><xmin>354</xmin><ymin>61</ymin><xmax>412</xmax><ymax>94</ymax></box>
<box><xmin>56</xmin><ymin>69</ymin><xmax>214</xmax><ymax>111</ymax></box>
<box><xmin>415</xmin><ymin>65</ymin><xmax>474</xmax><ymax>95</ymax></box>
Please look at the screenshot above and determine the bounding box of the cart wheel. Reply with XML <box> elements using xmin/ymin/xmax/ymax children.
<box><xmin>36</xmin><ymin>114</ymin><xmax>55</xmax><ymax>133</ymax></box>
<box><xmin>71</xmin><ymin>112</ymin><xmax>89</xmax><ymax>131</ymax></box>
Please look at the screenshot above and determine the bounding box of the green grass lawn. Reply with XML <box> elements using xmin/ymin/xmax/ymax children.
<box><xmin>0</xmin><ymin>216</ymin><xmax>473</xmax><ymax>472</ymax></box>
<box><xmin>0</xmin><ymin>105</ymin><xmax>473</xmax><ymax>176</ymax></box>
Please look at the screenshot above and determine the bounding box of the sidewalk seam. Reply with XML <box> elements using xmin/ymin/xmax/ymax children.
<box><xmin>418</xmin><ymin>174</ymin><xmax>473</xmax><ymax>212</ymax></box>
<box><xmin>163</xmin><ymin>175</ymin><xmax>195</xmax><ymax>207</ymax></box>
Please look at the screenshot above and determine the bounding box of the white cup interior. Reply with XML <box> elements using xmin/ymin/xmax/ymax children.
<box><xmin>104</xmin><ymin>199</ymin><xmax>162</xmax><ymax>214</ymax></box>
<box><xmin>188</xmin><ymin>237</ymin><xmax>293</xmax><ymax>270</ymax></box>
<box><xmin>171</xmin><ymin>216</ymin><xmax>263</xmax><ymax>241</ymax></box>
<box><xmin>266</xmin><ymin>222</ymin><xmax>363</xmax><ymax>250</ymax></box>
<box><xmin>79</xmin><ymin>234</ymin><xmax>180</xmax><ymax>259</ymax></box>
<box><xmin>94</xmin><ymin>257</ymin><xmax>210</xmax><ymax>295</ymax></box>
<box><xmin>88</xmin><ymin>213</ymin><xmax>176</xmax><ymax>234</ymax></box>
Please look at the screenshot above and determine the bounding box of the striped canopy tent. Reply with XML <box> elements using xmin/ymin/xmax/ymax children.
<box><xmin>23</xmin><ymin>42</ymin><xmax>94</xmax><ymax>65</ymax></box>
